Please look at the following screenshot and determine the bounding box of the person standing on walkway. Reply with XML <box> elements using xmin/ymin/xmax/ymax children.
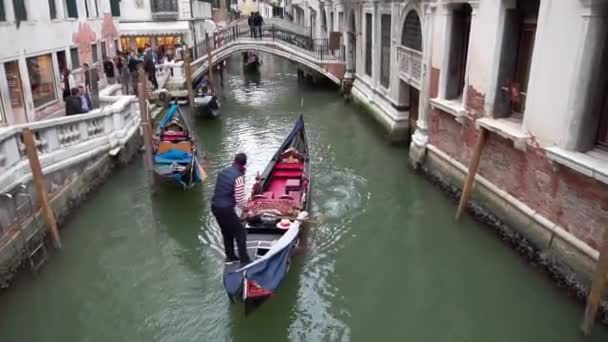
<box><xmin>255</xmin><ymin>12</ymin><xmax>264</xmax><ymax>39</ymax></box>
<box><xmin>211</xmin><ymin>153</ymin><xmax>252</xmax><ymax>265</ymax></box>
<box><xmin>65</xmin><ymin>87</ymin><xmax>85</xmax><ymax>115</ymax></box>
<box><xmin>103</xmin><ymin>57</ymin><xmax>116</xmax><ymax>84</ymax></box>
<box><xmin>116</xmin><ymin>54</ymin><xmax>130</xmax><ymax>95</ymax></box>
<box><xmin>248</xmin><ymin>13</ymin><xmax>255</xmax><ymax>38</ymax></box>
<box><xmin>143</xmin><ymin>49</ymin><xmax>158</xmax><ymax>91</ymax></box>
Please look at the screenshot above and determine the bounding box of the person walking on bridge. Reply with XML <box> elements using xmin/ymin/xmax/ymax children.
<box><xmin>248</xmin><ymin>14</ymin><xmax>255</xmax><ymax>38</ymax></box>
<box><xmin>211</xmin><ymin>153</ymin><xmax>252</xmax><ymax>266</ymax></box>
<box><xmin>254</xmin><ymin>12</ymin><xmax>264</xmax><ymax>39</ymax></box>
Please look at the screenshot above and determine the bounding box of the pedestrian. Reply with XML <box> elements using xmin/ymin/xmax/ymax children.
<box><xmin>117</xmin><ymin>55</ymin><xmax>130</xmax><ymax>95</ymax></box>
<box><xmin>64</xmin><ymin>87</ymin><xmax>85</xmax><ymax>115</ymax></box>
<box><xmin>78</xmin><ymin>85</ymin><xmax>93</xmax><ymax>112</ymax></box>
<box><xmin>143</xmin><ymin>50</ymin><xmax>158</xmax><ymax>90</ymax></box>
<box><xmin>248</xmin><ymin>12</ymin><xmax>255</xmax><ymax>38</ymax></box>
<box><xmin>103</xmin><ymin>57</ymin><xmax>115</xmax><ymax>84</ymax></box>
<box><xmin>255</xmin><ymin>12</ymin><xmax>264</xmax><ymax>38</ymax></box>
<box><xmin>83</xmin><ymin>63</ymin><xmax>91</xmax><ymax>93</ymax></box>
<box><xmin>211</xmin><ymin>153</ymin><xmax>252</xmax><ymax>265</ymax></box>
<box><xmin>60</xmin><ymin>68</ymin><xmax>75</xmax><ymax>100</ymax></box>
<box><xmin>127</xmin><ymin>52</ymin><xmax>140</xmax><ymax>95</ymax></box>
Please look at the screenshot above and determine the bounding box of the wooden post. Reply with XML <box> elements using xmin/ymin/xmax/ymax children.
<box><xmin>22</xmin><ymin>128</ymin><xmax>62</xmax><ymax>249</ymax></box>
<box><xmin>206</xmin><ymin>32</ymin><xmax>215</xmax><ymax>96</ymax></box>
<box><xmin>455</xmin><ymin>127</ymin><xmax>488</xmax><ymax>220</ymax></box>
<box><xmin>137</xmin><ymin>69</ymin><xmax>154</xmax><ymax>171</ymax></box>
<box><xmin>183</xmin><ymin>47</ymin><xmax>194</xmax><ymax>105</ymax></box>
<box><xmin>581</xmin><ymin>224</ymin><xmax>608</xmax><ymax>335</ymax></box>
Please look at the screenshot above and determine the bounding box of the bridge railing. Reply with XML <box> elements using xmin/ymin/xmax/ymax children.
<box><xmin>190</xmin><ymin>23</ymin><xmax>344</xmax><ymax>62</ymax></box>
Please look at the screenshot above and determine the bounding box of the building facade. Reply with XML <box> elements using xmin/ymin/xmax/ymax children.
<box><xmin>0</xmin><ymin>0</ymin><xmax>121</xmax><ymax>125</ymax></box>
<box><xmin>118</xmin><ymin>0</ymin><xmax>215</xmax><ymax>54</ymax></box>
<box><xmin>286</xmin><ymin>0</ymin><xmax>608</xmax><ymax>286</ymax></box>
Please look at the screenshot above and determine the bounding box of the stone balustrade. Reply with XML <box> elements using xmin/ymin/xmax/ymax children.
<box><xmin>0</xmin><ymin>95</ymin><xmax>140</xmax><ymax>195</ymax></box>
<box><xmin>397</xmin><ymin>45</ymin><xmax>423</xmax><ymax>89</ymax></box>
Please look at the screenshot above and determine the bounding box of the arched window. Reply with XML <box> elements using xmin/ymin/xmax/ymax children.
<box><xmin>401</xmin><ymin>11</ymin><xmax>422</xmax><ymax>51</ymax></box>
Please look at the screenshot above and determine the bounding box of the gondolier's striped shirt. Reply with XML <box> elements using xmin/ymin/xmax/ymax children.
<box><xmin>234</xmin><ymin>175</ymin><xmax>247</xmax><ymax>210</ymax></box>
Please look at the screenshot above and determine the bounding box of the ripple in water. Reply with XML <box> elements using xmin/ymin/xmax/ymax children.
<box><xmin>288</xmin><ymin>165</ymin><xmax>369</xmax><ymax>341</ymax></box>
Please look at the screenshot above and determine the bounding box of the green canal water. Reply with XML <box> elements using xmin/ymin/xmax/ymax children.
<box><xmin>1</xmin><ymin>54</ymin><xmax>607</xmax><ymax>341</ymax></box>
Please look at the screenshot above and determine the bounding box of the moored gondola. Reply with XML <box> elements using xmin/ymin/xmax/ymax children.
<box><xmin>193</xmin><ymin>76</ymin><xmax>221</xmax><ymax>118</ymax></box>
<box><xmin>223</xmin><ymin>114</ymin><xmax>310</xmax><ymax>312</ymax></box>
<box><xmin>152</xmin><ymin>103</ymin><xmax>207</xmax><ymax>188</ymax></box>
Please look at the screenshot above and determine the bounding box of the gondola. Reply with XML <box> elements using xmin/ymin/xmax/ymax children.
<box><xmin>193</xmin><ymin>77</ymin><xmax>221</xmax><ymax>118</ymax></box>
<box><xmin>242</xmin><ymin>51</ymin><xmax>262</xmax><ymax>72</ymax></box>
<box><xmin>152</xmin><ymin>102</ymin><xmax>207</xmax><ymax>188</ymax></box>
<box><xmin>223</xmin><ymin>114</ymin><xmax>310</xmax><ymax>313</ymax></box>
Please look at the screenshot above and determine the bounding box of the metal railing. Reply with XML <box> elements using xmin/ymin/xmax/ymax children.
<box><xmin>192</xmin><ymin>24</ymin><xmax>344</xmax><ymax>62</ymax></box>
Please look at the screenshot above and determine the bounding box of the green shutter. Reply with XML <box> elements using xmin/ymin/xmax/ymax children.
<box><xmin>12</xmin><ymin>0</ymin><xmax>27</xmax><ymax>21</ymax></box>
<box><xmin>0</xmin><ymin>0</ymin><xmax>6</xmax><ymax>21</ymax></box>
<box><xmin>67</xmin><ymin>0</ymin><xmax>78</xmax><ymax>18</ymax></box>
<box><xmin>110</xmin><ymin>0</ymin><xmax>121</xmax><ymax>17</ymax></box>
<box><xmin>48</xmin><ymin>0</ymin><xmax>57</xmax><ymax>19</ymax></box>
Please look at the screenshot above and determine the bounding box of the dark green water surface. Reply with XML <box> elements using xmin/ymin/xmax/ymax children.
<box><xmin>1</xmin><ymin>54</ymin><xmax>607</xmax><ymax>341</ymax></box>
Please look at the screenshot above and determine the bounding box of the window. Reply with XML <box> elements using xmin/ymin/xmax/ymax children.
<box><xmin>365</xmin><ymin>13</ymin><xmax>372</xmax><ymax>76</ymax></box>
<box><xmin>65</xmin><ymin>0</ymin><xmax>78</xmax><ymax>18</ymax></box>
<box><xmin>110</xmin><ymin>0</ymin><xmax>120</xmax><ymax>17</ymax></box>
<box><xmin>402</xmin><ymin>10</ymin><xmax>422</xmax><ymax>51</ymax></box>
<box><xmin>93</xmin><ymin>0</ymin><xmax>99</xmax><ymax>17</ymax></box>
<box><xmin>493</xmin><ymin>0</ymin><xmax>540</xmax><ymax>118</ymax></box>
<box><xmin>48</xmin><ymin>0</ymin><xmax>57</xmax><ymax>19</ymax></box>
<box><xmin>84</xmin><ymin>0</ymin><xmax>89</xmax><ymax>17</ymax></box>
<box><xmin>330</xmin><ymin>12</ymin><xmax>334</xmax><ymax>33</ymax></box>
<box><xmin>380</xmin><ymin>14</ymin><xmax>391</xmax><ymax>88</ymax></box>
<box><xmin>101</xmin><ymin>41</ymin><xmax>107</xmax><ymax>60</ymax></box>
<box><xmin>57</xmin><ymin>50</ymin><xmax>67</xmax><ymax>73</ymax></box>
<box><xmin>5</xmin><ymin>61</ymin><xmax>26</xmax><ymax>122</ymax></box>
<box><xmin>338</xmin><ymin>12</ymin><xmax>344</xmax><ymax>32</ymax></box>
<box><xmin>445</xmin><ymin>4</ymin><xmax>472</xmax><ymax>100</ymax></box>
<box><xmin>598</xmin><ymin>95</ymin><xmax>608</xmax><ymax>149</ymax></box>
<box><xmin>114</xmin><ymin>38</ymin><xmax>119</xmax><ymax>54</ymax></box>
<box><xmin>0</xmin><ymin>0</ymin><xmax>6</xmax><ymax>21</ymax></box>
<box><xmin>91</xmin><ymin>43</ymin><xmax>98</xmax><ymax>62</ymax></box>
<box><xmin>26</xmin><ymin>54</ymin><xmax>57</xmax><ymax>108</ymax></box>
<box><xmin>13</xmin><ymin>0</ymin><xmax>27</xmax><ymax>21</ymax></box>
<box><xmin>70</xmin><ymin>47</ymin><xmax>80</xmax><ymax>69</ymax></box>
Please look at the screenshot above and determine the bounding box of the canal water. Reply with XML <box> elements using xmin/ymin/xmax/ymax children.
<box><xmin>1</xmin><ymin>54</ymin><xmax>607</xmax><ymax>342</ymax></box>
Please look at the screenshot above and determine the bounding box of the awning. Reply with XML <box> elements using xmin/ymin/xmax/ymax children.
<box><xmin>119</xmin><ymin>21</ymin><xmax>190</xmax><ymax>37</ymax></box>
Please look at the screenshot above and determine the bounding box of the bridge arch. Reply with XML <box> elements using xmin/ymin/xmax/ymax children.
<box><xmin>192</xmin><ymin>42</ymin><xmax>344</xmax><ymax>85</ymax></box>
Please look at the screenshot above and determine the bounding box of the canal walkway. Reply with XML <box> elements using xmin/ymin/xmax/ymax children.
<box><xmin>0</xmin><ymin>55</ymin><xmax>607</xmax><ymax>341</ymax></box>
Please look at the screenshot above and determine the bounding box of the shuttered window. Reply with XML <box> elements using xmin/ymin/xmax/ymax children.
<box><xmin>0</xmin><ymin>0</ymin><xmax>6</xmax><ymax>21</ymax></box>
<box><xmin>48</xmin><ymin>0</ymin><xmax>57</xmax><ymax>19</ymax></box>
<box><xmin>365</xmin><ymin>13</ymin><xmax>372</xmax><ymax>76</ymax></box>
<box><xmin>402</xmin><ymin>11</ymin><xmax>422</xmax><ymax>51</ymax></box>
<box><xmin>110</xmin><ymin>0</ymin><xmax>120</xmax><ymax>17</ymax></box>
<box><xmin>13</xmin><ymin>0</ymin><xmax>27</xmax><ymax>21</ymax></box>
<box><xmin>65</xmin><ymin>0</ymin><xmax>78</xmax><ymax>18</ymax></box>
<box><xmin>380</xmin><ymin>14</ymin><xmax>391</xmax><ymax>88</ymax></box>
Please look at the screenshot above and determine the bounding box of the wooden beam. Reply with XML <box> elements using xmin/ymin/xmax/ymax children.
<box><xmin>22</xmin><ymin>128</ymin><xmax>62</xmax><ymax>249</ymax></box>
<box><xmin>137</xmin><ymin>69</ymin><xmax>154</xmax><ymax>172</ymax></box>
<box><xmin>581</xmin><ymin>223</ymin><xmax>608</xmax><ymax>335</ymax></box>
<box><xmin>455</xmin><ymin>127</ymin><xmax>488</xmax><ymax>220</ymax></box>
<box><xmin>183</xmin><ymin>47</ymin><xmax>194</xmax><ymax>106</ymax></box>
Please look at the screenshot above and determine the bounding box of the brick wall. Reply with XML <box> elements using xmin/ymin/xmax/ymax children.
<box><xmin>429</xmin><ymin>108</ymin><xmax>608</xmax><ymax>250</ymax></box>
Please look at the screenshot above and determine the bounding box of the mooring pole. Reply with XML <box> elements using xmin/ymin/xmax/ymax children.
<box><xmin>183</xmin><ymin>47</ymin><xmax>194</xmax><ymax>106</ymax></box>
<box><xmin>581</xmin><ymin>223</ymin><xmax>608</xmax><ymax>335</ymax></box>
<box><xmin>22</xmin><ymin>128</ymin><xmax>62</xmax><ymax>249</ymax></box>
<box><xmin>455</xmin><ymin>127</ymin><xmax>488</xmax><ymax>220</ymax></box>
<box><xmin>206</xmin><ymin>32</ymin><xmax>215</xmax><ymax>95</ymax></box>
<box><xmin>137</xmin><ymin>68</ymin><xmax>154</xmax><ymax>172</ymax></box>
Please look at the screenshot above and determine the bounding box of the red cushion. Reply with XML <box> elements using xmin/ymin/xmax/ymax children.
<box><xmin>272</xmin><ymin>170</ymin><xmax>302</xmax><ymax>178</ymax></box>
<box><xmin>275</xmin><ymin>163</ymin><xmax>304</xmax><ymax>171</ymax></box>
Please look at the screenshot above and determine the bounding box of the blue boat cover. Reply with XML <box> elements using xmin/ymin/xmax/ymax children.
<box><xmin>154</xmin><ymin>149</ymin><xmax>192</xmax><ymax>164</ymax></box>
<box><xmin>224</xmin><ymin>224</ymin><xmax>300</xmax><ymax>301</ymax></box>
<box><xmin>158</xmin><ymin>104</ymin><xmax>179</xmax><ymax>129</ymax></box>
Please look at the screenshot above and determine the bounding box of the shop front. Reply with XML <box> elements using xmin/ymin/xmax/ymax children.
<box><xmin>119</xmin><ymin>21</ymin><xmax>191</xmax><ymax>54</ymax></box>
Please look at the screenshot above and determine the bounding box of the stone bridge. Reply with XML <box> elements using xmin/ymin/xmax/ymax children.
<box><xmin>163</xmin><ymin>20</ymin><xmax>347</xmax><ymax>95</ymax></box>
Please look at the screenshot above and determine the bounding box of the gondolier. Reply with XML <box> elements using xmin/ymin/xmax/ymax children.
<box><xmin>212</xmin><ymin>153</ymin><xmax>252</xmax><ymax>265</ymax></box>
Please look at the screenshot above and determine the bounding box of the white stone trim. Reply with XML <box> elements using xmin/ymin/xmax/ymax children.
<box><xmin>546</xmin><ymin>147</ymin><xmax>608</xmax><ymax>185</ymax></box>
<box><xmin>476</xmin><ymin>117</ymin><xmax>529</xmax><ymax>150</ymax></box>
<box><xmin>430</xmin><ymin>98</ymin><xmax>466</xmax><ymax>123</ymax></box>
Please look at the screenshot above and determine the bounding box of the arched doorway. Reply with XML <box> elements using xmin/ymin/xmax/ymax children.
<box><xmin>399</xmin><ymin>10</ymin><xmax>423</xmax><ymax>134</ymax></box>
<box><xmin>347</xmin><ymin>11</ymin><xmax>356</xmax><ymax>73</ymax></box>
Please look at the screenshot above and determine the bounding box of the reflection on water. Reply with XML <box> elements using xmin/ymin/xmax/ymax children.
<box><xmin>0</xmin><ymin>53</ymin><xmax>608</xmax><ymax>342</ymax></box>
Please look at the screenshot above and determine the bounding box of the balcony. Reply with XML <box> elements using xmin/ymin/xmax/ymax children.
<box><xmin>152</xmin><ymin>0</ymin><xmax>178</xmax><ymax>20</ymax></box>
<box><xmin>397</xmin><ymin>45</ymin><xmax>423</xmax><ymax>89</ymax></box>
